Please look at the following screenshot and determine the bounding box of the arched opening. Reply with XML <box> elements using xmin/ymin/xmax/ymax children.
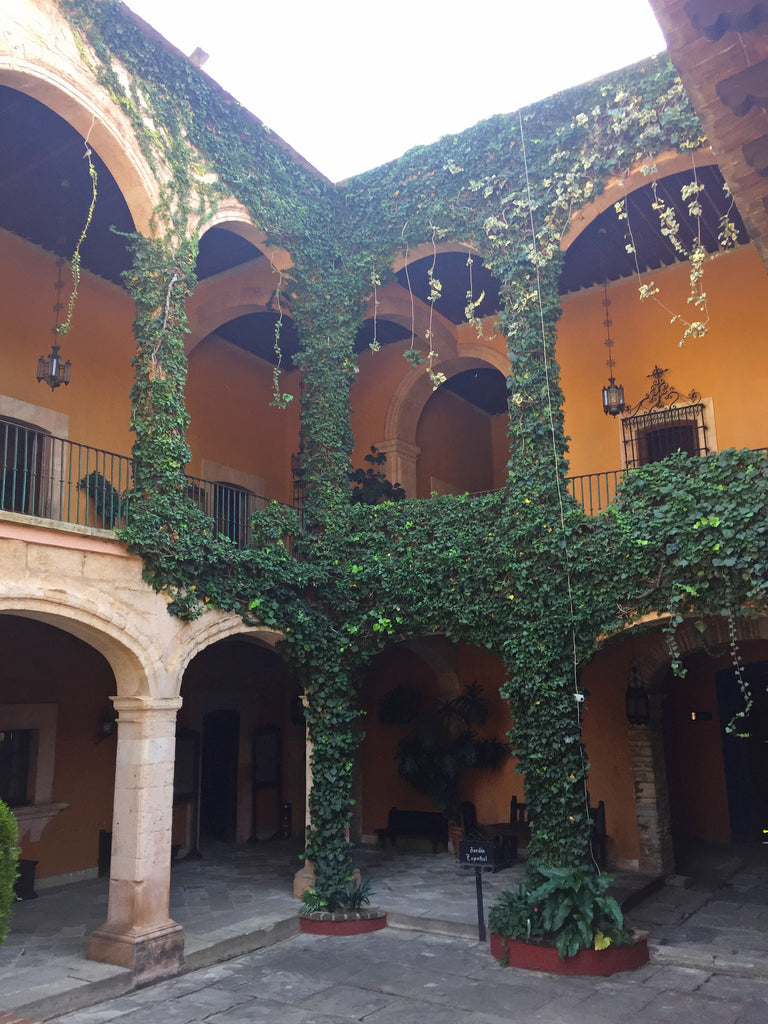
<box><xmin>358</xmin><ymin>639</ymin><xmax>514</xmax><ymax>845</ymax></box>
<box><xmin>0</xmin><ymin>614</ymin><xmax>118</xmax><ymax>888</ymax></box>
<box><xmin>177</xmin><ymin>637</ymin><xmax>304</xmax><ymax>855</ymax></box>
<box><xmin>663</xmin><ymin>638</ymin><xmax>768</xmax><ymax>855</ymax></box>
<box><xmin>0</xmin><ymin>83</ymin><xmax>139</xmax><ymax>480</ymax></box>
<box><xmin>415</xmin><ymin>366</ymin><xmax>508</xmax><ymax>496</ymax></box>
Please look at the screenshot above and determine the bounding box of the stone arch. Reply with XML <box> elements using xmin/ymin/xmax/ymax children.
<box><xmin>197</xmin><ymin>201</ymin><xmax>292</xmax><ymax>271</ymax></box>
<box><xmin>603</xmin><ymin>613</ymin><xmax>768</xmax><ymax>691</ymax></box>
<box><xmin>383</xmin><ymin>347</ymin><xmax>509</xmax><ymax>450</ymax></box>
<box><xmin>0</xmin><ymin>62</ymin><xmax>160</xmax><ymax>236</ymax></box>
<box><xmin>390</xmin><ymin>238</ymin><xmax>480</xmax><ymax>274</ymax></box>
<box><xmin>185</xmin><ymin>257</ymin><xmax>287</xmax><ymax>354</ymax></box>
<box><xmin>0</xmin><ymin>596</ymin><xmax>160</xmax><ymax>698</ymax></box>
<box><xmin>561</xmin><ymin>148</ymin><xmax>718</xmax><ymax>251</ymax></box>
<box><xmin>171</xmin><ymin>610</ymin><xmax>283</xmax><ymax>678</ymax></box>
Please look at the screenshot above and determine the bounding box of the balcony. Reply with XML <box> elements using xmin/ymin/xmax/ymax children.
<box><xmin>5</xmin><ymin>419</ymin><xmax>742</xmax><ymax>547</ymax></box>
<box><xmin>0</xmin><ymin>419</ymin><xmax>274</xmax><ymax>547</ymax></box>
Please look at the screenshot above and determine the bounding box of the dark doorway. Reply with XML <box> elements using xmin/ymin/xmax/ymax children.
<box><xmin>716</xmin><ymin>661</ymin><xmax>768</xmax><ymax>843</ymax></box>
<box><xmin>200</xmin><ymin>709</ymin><xmax>239</xmax><ymax>842</ymax></box>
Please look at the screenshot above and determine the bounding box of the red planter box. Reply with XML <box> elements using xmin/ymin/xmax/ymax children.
<box><xmin>299</xmin><ymin>913</ymin><xmax>387</xmax><ymax>936</ymax></box>
<box><xmin>490</xmin><ymin>932</ymin><xmax>649</xmax><ymax>975</ymax></box>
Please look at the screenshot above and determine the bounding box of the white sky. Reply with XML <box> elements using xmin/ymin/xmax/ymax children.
<box><xmin>124</xmin><ymin>1</ymin><xmax>667</xmax><ymax>183</ymax></box>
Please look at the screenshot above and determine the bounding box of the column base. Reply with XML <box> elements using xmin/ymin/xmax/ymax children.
<box><xmin>89</xmin><ymin>920</ymin><xmax>184</xmax><ymax>981</ymax></box>
<box><xmin>293</xmin><ymin>860</ymin><xmax>316</xmax><ymax>898</ymax></box>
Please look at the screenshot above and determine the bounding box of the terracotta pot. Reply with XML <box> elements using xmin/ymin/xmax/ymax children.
<box><xmin>489</xmin><ymin>931</ymin><xmax>649</xmax><ymax>976</ymax></box>
<box><xmin>299</xmin><ymin>909</ymin><xmax>387</xmax><ymax>936</ymax></box>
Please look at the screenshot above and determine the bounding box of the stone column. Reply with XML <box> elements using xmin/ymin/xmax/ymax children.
<box><xmin>373</xmin><ymin>438</ymin><xmax>420</xmax><ymax>499</ymax></box>
<box><xmin>89</xmin><ymin>695</ymin><xmax>184</xmax><ymax>981</ymax></box>
<box><xmin>628</xmin><ymin>695</ymin><xmax>675</xmax><ymax>875</ymax></box>
<box><xmin>293</xmin><ymin>699</ymin><xmax>316</xmax><ymax>897</ymax></box>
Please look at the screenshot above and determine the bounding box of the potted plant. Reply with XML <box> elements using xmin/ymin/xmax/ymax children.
<box><xmin>378</xmin><ymin>681</ymin><xmax>509</xmax><ymax>847</ymax></box>
<box><xmin>488</xmin><ymin>866</ymin><xmax>648</xmax><ymax>975</ymax></box>
<box><xmin>299</xmin><ymin>876</ymin><xmax>386</xmax><ymax>935</ymax></box>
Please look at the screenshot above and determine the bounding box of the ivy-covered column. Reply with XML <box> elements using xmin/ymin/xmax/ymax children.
<box><xmin>497</xmin><ymin>255</ymin><xmax>595</xmax><ymax>869</ymax></box>
<box><xmin>121</xmin><ymin>235</ymin><xmax>199</xmax><ymax>553</ymax></box>
<box><xmin>284</xmin><ymin>251</ymin><xmax>371</xmax><ymax>895</ymax></box>
<box><xmin>506</xmin><ymin>671</ymin><xmax>592</xmax><ymax>868</ymax></box>
<box><xmin>300</xmin><ymin>664</ymin><xmax>360</xmax><ymax>893</ymax></box>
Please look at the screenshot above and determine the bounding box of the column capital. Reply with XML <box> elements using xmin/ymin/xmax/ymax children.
<box><xmin>372</xmin><ymin>437</ymin><xmax>420</xmax><ymax>461</ymax></box>
<box><xmin>111</xmin><ymin>696</ymin><xmax>183</xmax><ymax>718</ymax></box>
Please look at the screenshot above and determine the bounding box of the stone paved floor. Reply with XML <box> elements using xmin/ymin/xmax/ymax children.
<box><xmin>47</xmin><ymin>927</ymin><xmax>768</xmax><ymax>1024</ymax></box>
<box><xmin>3</xmin><ymin>839</ymin><xmax>768</xmax><ymax>1022</ymax></box>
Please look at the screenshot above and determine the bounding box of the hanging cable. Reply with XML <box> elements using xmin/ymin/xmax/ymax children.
<box><xmin>517</xmin><ymin>110</ymin><xmax>599</xmax><ymax>871</ymax></box>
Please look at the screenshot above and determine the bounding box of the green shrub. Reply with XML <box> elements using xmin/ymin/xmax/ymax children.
<box><xmin>300</xmin><ymin>876</ymin><xmax>374</xmax><ymax>914</ymax></box>
<box><xmin>489</xmin><ymin>866</ymin><xmax>633</xmax><ymax>959</ymax></box>
<box><xmin>0</xmin><ymin>800</ymin><xmax>19</xmax><ymax>944</ymax></box>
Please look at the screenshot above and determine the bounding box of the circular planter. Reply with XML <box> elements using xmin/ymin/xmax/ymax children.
<box><xmin>490</xmin><ymin>931</ymin><xmax>649</xmax><ymax>976</ymax></box>
<box><xmin>300</xmin><ymin>908</ymin><xmax>387</xmax><ymax>936</ymax></box>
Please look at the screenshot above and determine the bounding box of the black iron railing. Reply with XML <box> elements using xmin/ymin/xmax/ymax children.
<box><xmin>0</xmin><ymin>420</ymin><xmax>279</xmax><ymax>547</ymax></box>
<box><xmin>4</xmin><ymin>419</ymin><xmax>753</xmax><ymax>541</ymax></box>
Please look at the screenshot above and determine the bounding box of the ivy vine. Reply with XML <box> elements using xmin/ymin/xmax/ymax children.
<box><xmin>58</xmin><ymin>1</ymin><xmax>768</xmax><ymax>901</ymax></box>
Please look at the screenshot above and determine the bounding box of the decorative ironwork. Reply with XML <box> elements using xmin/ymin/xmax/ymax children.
<box><xmin>624</xmin><ymin>365</ymin><xmax>700</xmax><ymax>415</ymax></box>
<box><xmin>621</xmin><ymin>366</ymin><xmax>708</xmax><ymax>468</ymax></box>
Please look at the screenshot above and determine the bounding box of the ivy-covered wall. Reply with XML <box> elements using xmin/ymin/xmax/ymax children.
<box><xmin>59</xmin><ymin>0</ymin><xmax>768</xmax><ymax>893</ymax></box>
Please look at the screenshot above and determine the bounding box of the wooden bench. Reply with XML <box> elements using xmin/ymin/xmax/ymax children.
<box><xmin>507</xmin><ymin>796</ymin><xmax>608</xmax><ymax>868</ymax></box>
<box><xmin>376</xmin><ymin>807</ymin><xmax>448</xmax><ymax>853</ymax></box>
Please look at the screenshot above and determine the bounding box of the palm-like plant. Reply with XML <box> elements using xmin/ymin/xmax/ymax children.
<box><xmin>378</xmin><ymin>681</ymin><xmax>509</xmax><ymax>821</ymax></box>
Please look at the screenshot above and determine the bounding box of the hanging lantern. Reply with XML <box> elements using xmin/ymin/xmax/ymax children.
<box><xmin>36</xmin><ymin>257</ymin><xmax>71</xmax><ymax>390</ymax></box>
<box><xmin>600</xmin><ymin>279</ymin><xmax>625</xmax><ymax>416</ymax></box>
<box><xmin>602</xmin><ymin>379</ymin><xmax>625</xmax><ymax>417</ymax></box>
<box><xmin>625</xmin><ymin>662</ymin><xmax>650</xmax><ymax>726</ymax></box>
<box><xmin>37</xmin><ymin>344</ymin><xmax>71</xmax><ymax>390</ymax></box>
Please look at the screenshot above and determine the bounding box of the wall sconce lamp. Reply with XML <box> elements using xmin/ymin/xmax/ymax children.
<box><xmin>37</xmin><ymin>257</ymin><xmax>71</xmax><ymax>390</ymax></box>
<box><xmin>97</xmin><ymin>708</ymin><xmax>117</xmax><ymax>740</ymax></box>
<box><xmin>625</xmin><ymin>662</ymin><xmax>650</xmax><ymax>726</ymax></box>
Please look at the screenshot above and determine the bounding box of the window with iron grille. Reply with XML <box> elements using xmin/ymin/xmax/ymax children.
<box><xmin>620</xmin><ymin>367</ymin><xmax>709</xmax><ymax>469</ymax></box>
<box><xmin>0</xmin><ymin>418</ymin><xmax>46</xmax><ymax>515</ymax></box>
<box><xmin>0</xmin><ymin>728</ymin><xmax>32</xmax><ymax>807</ymax></box>
<box><xmin>214</xmin><ymin>482</ymin><xmax>254</xmax><ymax>547</ymax></box>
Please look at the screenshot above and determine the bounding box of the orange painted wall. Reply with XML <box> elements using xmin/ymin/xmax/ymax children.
<box><xmin>0</xmin><ymin>616</ymin><xmax>116</xmax><ymax>878</ymax></box>
<box><xmin>661</xmin><ymin>645</ymin><xmax>747</xmax><ymax>846</ymax></box>
<box><xmin>359</xmin><ymin>643</ymin><xmax>518</xmax><ymax>835</ymax></box>
<box><xmin>456</xmin><ymin>645</ymin><xmax>521</xmax><ymax>826</ymax></box>
<box><xmin>179</xmin><ymin>641</ymin><xmax>305</xmax><ymax>842</ymax></box>
<box><xmin>359</xmin><ymin>646</ymin><xmax>442</xmax><ymax>834</ymax></box>
<box><xmin>351</xmin><ymin>342</ymin><xmax>414</xmax><ymax>454</ymax></box>
<box><xmin>416</xmin><ymin>390</ymin><xmax>495</xmax><ymax>496</ymax></box>
<box><xmin>580</xmin><ymin>643</ymin><xmax>643</xmax><ymax>864</ymax></box>
<box><xmin>558</xmin><ymin>245</ymin><xmax>768</xmax><ymax>478</ymax></box>
<box><xmin>2</xmin><ymin>231</ymin><xmax>135</xmax><ymax>455</ymax></box>
<box><xmin>185</xmin><ymin>337</ymin><xmax>301</xmax><ymax>505</ymax></box>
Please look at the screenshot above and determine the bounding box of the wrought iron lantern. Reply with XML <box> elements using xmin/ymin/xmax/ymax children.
<box><xmin>37</xmin><ymin>257</ymin><xmax>71</xmax><ymax>390</ymax></box>
<box><xmin>625</xmin><ymin>662</ymin><xmax>650</xmax><ymax>726</ymax></box>
<box><xmin>600</xmin><ymin>279</ymin><xmax>625</xmax><ymax>416</ymax></box>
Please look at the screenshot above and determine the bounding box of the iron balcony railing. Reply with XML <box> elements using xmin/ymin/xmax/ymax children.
<box><xmin>5</xmin><ymin>419</ymin><xmax>751</xmax><ymax>542</ymax></box>
<box><xmin>0</xmin><ymin>419</ymin><xmax>280</xmax><ymax>548</ymax></box>
<box><xmin>566</xmin><ymin>469</ymin><xmax>624</xmax><ymax>516</ymax></box>
<box><xmin>0</xmin><ymin>421</ymin><xmax>134</xmax><ymax>529</ymax></box>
